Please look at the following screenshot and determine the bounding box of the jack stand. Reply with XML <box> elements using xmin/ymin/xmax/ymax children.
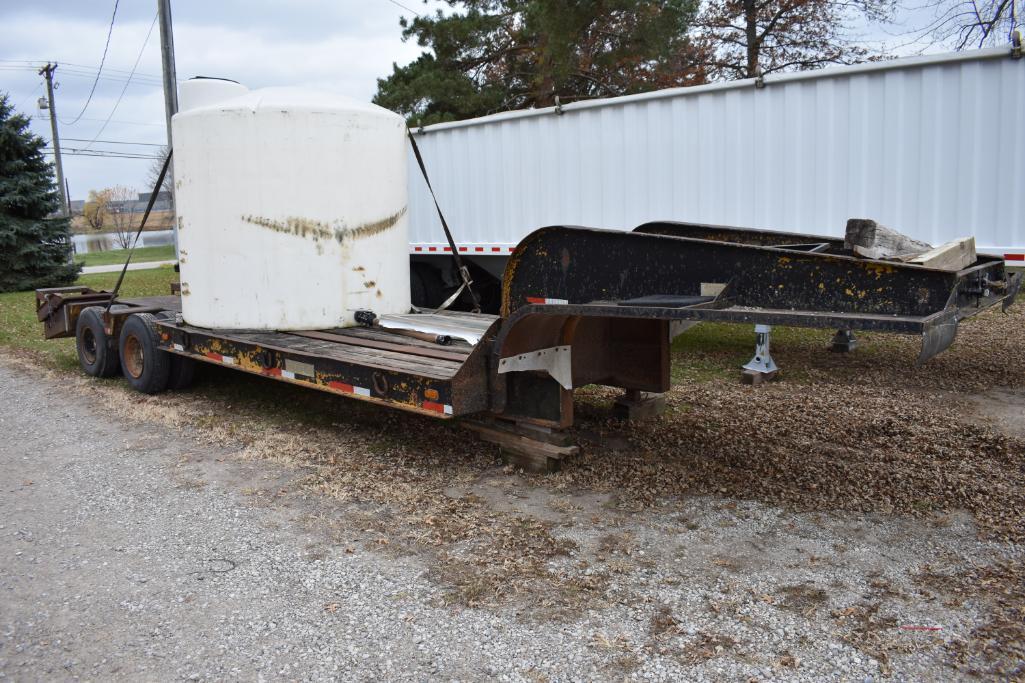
<box><xmin>613</xmin><ymin>389</ymin><xmax>667</xmax><ymax>421</ymax></box>
<box><xmin>742</xmin><ymin>324</ymin><xmax>778</xmax><ymax>385</ymax></box>
<box><xmin>830</xmin><ymin>328</ymin><xmax>858</xmax><ymax>353</ymax></box>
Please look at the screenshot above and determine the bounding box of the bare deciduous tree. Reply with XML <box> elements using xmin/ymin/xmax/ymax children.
<box><xmin>694</xmin><ymin>0</ymin><xmax>896</xmax><ymax>80</ymax></box>
<box><xmin>904</xmin><ymin>0</ymin><xmax>1020</xmax><ymax>49</ymax></box>
<box><xmin>106</xmin><ymin>185</ymin><xmax>138</xmax><ymax>249</ymax></box>
<box><xmin>146</xmin><ymin>146</ymin><xmax>174</xmax><ymax>204</ymax></box>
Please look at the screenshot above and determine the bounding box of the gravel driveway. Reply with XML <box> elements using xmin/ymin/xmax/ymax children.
<box><xmin>0</xmin><ymin>356</ymin><xmax>1020</xmax><ymax>681</ymax></box>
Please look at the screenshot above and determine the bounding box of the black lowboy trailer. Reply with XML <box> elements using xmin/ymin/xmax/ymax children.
<box><xmin>36</xmin><ymin>221</ymin><xmax>1020</xmax><ymax>471</ymax></box>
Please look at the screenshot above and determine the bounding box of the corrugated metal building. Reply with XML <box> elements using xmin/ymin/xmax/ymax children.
<box><xmin>407</xmin><ymin>47</ymin><xmax>1024</xmax><ymax>263</ymax></box>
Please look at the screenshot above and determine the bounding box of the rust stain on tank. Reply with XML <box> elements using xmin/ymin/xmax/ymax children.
<box><xmin>241</xmin><ymin>206</ymin><xmax>407</xmax><ymax>243</ymax></box>
<box><xmin>242</xmin><ymin>215</ymin><xmax>335</xmax><ymax>241</ymax></box>
<box><xmin>334</xmin><ymin>206</ymin><xmax>407</xmax><ymax>242</ymax></box>
<box><xmin>363</xmin><ymin>280</ymin><xmax>376</xmax><ymax>289</ymax></box>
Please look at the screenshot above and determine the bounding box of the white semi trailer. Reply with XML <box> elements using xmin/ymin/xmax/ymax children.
<box><xmin>406</xmin><ymin>46</ymin><xmax>1024</xmax><ymax>310</ymax></box>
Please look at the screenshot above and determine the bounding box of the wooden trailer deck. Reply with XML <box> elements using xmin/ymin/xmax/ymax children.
<box><xmin>156</xmin><ymin>307</ymin><xmax>498</xmax><ymax>418</ymax></box>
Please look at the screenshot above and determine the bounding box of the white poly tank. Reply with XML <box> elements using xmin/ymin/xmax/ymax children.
<box><xmin>172</xmin><ymin>79</ymin><xmax>411</xmax><ymax>330</ymax></box>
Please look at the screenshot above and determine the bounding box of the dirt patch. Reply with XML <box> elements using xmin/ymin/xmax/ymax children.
<box><xmin>959</xmin><ymin>386</ymin><xmax>1025</xmax><ymax>439</ymax></box>
<box><xmin>778</xmin><ymin>583</ymin><xmax>829</xmax><ymax>617</ymax></box>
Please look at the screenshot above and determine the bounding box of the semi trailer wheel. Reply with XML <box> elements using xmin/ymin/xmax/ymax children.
<box><xmin>118</xmin><ymin>313</ymin><xmax>170</xmax><ymax>394</ymax></box>
<box><xmin>410</xmin><ymin>263</ymin><xmax>445</xmax><ymax>308</ymax></box>
<box><xmin>75</xmin><ymin>306</ymin><xmax>120</xmax><ymax>377</ymax></box>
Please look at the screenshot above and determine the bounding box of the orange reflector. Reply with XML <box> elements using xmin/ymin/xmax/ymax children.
<box><xmin>424</xmin><ymin>388</ymin><xmax>439</xmax><ymax>400</ymax></box>
<box><xmin>160</xmin><ymin>333</ymin><xmax>170</xmax><ymax>341</ymax></box>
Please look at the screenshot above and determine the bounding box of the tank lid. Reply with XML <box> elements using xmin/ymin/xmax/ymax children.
<box><xmin>178</xmin><ymin>77</ymin><xmax>250</xmax><ymax>112</ymax></box>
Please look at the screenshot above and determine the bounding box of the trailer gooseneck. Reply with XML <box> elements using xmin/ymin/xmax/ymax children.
<box><xmin>36</xmin><ymin>221</ymin><xmax>1020</xmax><ymax>472</ymax></box>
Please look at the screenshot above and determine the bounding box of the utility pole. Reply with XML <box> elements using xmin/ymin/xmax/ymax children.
<box><xmin>157</xmin><ymin>0</ymin><xmax>178</xmax><ymax>145</ymax></box>
<box><xmin>157</xmin><ymin>0</ymin><xmax>179</xmax><ymax>252</ymax></box>
<box><xmin>38</xmin><ymin>63</ymin><xmax>69</xmax><ymax>218</ymax></box>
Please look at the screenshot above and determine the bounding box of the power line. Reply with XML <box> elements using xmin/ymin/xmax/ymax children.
<box><xmin>0</xmin><ymin>58</ymin><xmax>169</xmax><ymax>83</ymax></box>
<box><xmin>36</xmin><ymin>115</ymin><xmax>165</xmax><ymax>127</ymax></box>
<box><xmin>64</xmin><ymin>137</ymin><xmax>163</xmax><ymax>147</ymax></box>
<box><xmin>61</xmin><ymin>0</ymin><xmax>121</xmax><ymax>125</ymax></box>
<box><xmin>0</xmin><ymin>64</ymin><xmax>161</xmax><ymax>84</ymax></box>
<box><xmin>14</xmin><ymin>81</ymin><xmax>44</xmax><ymax>111</ymax></box>
<box><xmin>80</xmin><ymin>12</ymin><xmax>159</xmax><ymax>152</ymax></box>
<box><xmin>383</xmin><ymin>0</ymin><xmax>422</xmax><ymax>17</ymax></box>
<box><xmin>51</xmin><ymin>68</ymin><xmax>163</xmax><ymax>88</ymax></box>
<box><xmin>44</xmin><ymin>148</ymin><xmax>160</xmax><ymax>160</ymax></box>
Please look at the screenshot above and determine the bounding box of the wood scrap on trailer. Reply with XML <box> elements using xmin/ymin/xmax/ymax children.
<box><xmin>844</xmin><ymin>219</ymin><xmax>932</xmax><ymax>260</ymax></box>
<box><xmin>907</xmin><ymin>237</ymin><xmax>976</xmax><ymax>271</ymax></box>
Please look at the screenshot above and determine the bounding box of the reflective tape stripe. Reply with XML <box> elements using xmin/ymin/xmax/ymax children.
<box><xmin>328</xmin><ymin>381</ymin><xmax>371</xmax><ymax>397</ymax></box>
<box><xmin>526</xmin><ymin>296</ymin><xmax>569</xmax><ymax>305</ymax></box>
<box><xmin>423</xmin><ymin>401</ymin><xmax>454</xmax><ymax>415</ymax></box>
<box><xmin>410</xmin><ymin>244</ymin><xmax>516</xmax><ymax>254</ymax></box>
<box><xmin>205</xmin><ymin>352</ymin><xmax>235</xmax><ymax>365</ymax></box>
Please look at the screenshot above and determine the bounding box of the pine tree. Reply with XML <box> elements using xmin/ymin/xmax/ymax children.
<box><xmin>0</xmin><ymin>93</ymin><xmax>80</xmax><ymax>293</ymax></box>
<box><xmin>374</xmin><ymin>0</ymin><xmax>707</xmax><ymax>125</ymax></box>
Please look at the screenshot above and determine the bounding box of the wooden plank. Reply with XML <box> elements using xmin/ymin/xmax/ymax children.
<box><xmin>844</xmin><ymin>218</ymin><xmax>932</xmax><ymax>260</ymax></box>
<box><xmin>237</xmin><ymin>331</ymin><xmax>463</xmax><ymax>375</ymax></box>
<box><xmin>463</xmin><ymin>420</ymin><xmax>578</xmax><ymax>473</ymax></box>
<box><xmin>177</xmin><ymin>326</ymin><xmax>463</xmax><ymax>379</ymax></box>
<box><xmin>462</xmin><ymin>421</ymin><xmax>578</xmax><ymax>457</ymax></box>
<box><xmin>286</xmin><ymin>329</ymin><xmax>470</xmax><ymax>362</ymax></box>
<box><xmin>908</xmin><ymin>237</ymin><xmax>976</xmax><ymax>271</ymax></box>
<box><xmin>334</xmin><ymin>326</ymin><xmax>474</xmax><ymax>354</ymax></box>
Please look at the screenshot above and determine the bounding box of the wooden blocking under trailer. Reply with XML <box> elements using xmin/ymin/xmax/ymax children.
<box><xmin>741</xmin><ymin>369</ymin><xmax>778</xmax><ymax>385</ymax></box>
<box><xmin>463</xmin><ymin>418</ymin><xmax>578</xmax><ymax>473</ymax></box>
<box><xmin>612</xmin><ymin>390</ymin><xmax>667</xmax><ymax>421</ymax></box>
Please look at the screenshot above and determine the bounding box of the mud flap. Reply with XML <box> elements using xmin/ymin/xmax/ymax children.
<box><xmin>1003</xmin><ymin>271</ymin><xmax>1022</xmax><ymax>313</ymax></box>
<box><xmin>918</xmin><ymin>319</ymin><xmax>958</xmax><ymax>365</ymax></box>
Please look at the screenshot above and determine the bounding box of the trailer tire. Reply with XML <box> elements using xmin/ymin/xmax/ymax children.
<box><xmin>119</xmin><ymin>313</ymin><xmax>170</xmax><ymax>394</ymax></box>
<box><xmin>411</xmin><ymin>263</ymin><xmax>445</xmax><ymax>309</ymax></box>
<box><xmin>75</xmin><ymin>306</ymin><xmax>120</xmax><ymax>378</ymax></box>
<box><xmin>167</xmin><ymin>354</ymin><xmax>196</xmax><ymax>390</ymax></box>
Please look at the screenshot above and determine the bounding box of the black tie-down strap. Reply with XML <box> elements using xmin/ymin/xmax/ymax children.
<box><xmin>407</xmin><ymin>130</ymin><xmax>481</xmax><ymax>313</ymax></box>
<box><xmin>105</xmin><ymin>150</ymin><xmax>173</xmax><ymax>314</ymax></box>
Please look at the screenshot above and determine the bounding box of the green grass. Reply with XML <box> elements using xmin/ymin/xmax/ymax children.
<box><xmin>75</xmin><ymin>244</ymin><xmax>177</xmax><ymax>267</ymax></box>
<box><xmin>669</xmin><ymin>321</ymin><xmax>830</xmax><ymax>382</ymax></box>
<box><xmin>0</xmin><ymin>266</ymin><xmax>179</xmax><ymax>370</ymax></box>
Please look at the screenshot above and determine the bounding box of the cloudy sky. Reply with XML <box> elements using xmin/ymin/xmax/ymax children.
<box><xmin>1</xmin><ymin>0</ymin><xmax>447</xmax><ymax>201</ymax></box>
<box><xmin>1</xmin><ymin>1</ymin><xmax>952</xmax><ymax>202</ymax></box>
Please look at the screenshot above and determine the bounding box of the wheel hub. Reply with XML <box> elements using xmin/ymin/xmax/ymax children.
<box><xmin>123</xmin><ymin>334</ymin><xmax>145</xmax><ymax>378</ymax></box>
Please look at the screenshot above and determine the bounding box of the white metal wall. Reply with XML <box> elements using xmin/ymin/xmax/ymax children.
<box><xmin>408</xmin><ymin>48</ymin><xmax>1025</xmax><ymax>257</ymax></box>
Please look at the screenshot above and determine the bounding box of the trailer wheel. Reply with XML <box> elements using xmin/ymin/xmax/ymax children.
<box><xmin>411</xmin><ymin>263</ymin><xmax>445</xmax><ymax>308</ymax></box>
<box><xmin>75</xmin><ymin>306</ymin><xmax>120</xmax><ymax>378</ymax></box>
<box><xmin>167</xmin><ymin>355</ymin><xmax>196</xmax><ymax>390</ymax></box>
<box><xmin>119</xmin><ymin>313</ymin><xmax>170</xmax><ymax>394</ymax></box>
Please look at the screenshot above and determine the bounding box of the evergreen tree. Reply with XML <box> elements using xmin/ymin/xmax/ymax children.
<box><xmin>374</xmin><ymin>0</ymin><xmax>707</xmax><ymax>125</ymax></box>
<box><xmin>0</xmin><ymin>93</ymin><xmax>80</xmax><ymax>293</ymax></box>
